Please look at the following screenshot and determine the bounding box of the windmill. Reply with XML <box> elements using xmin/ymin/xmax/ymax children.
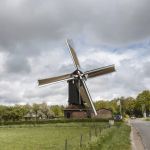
<box><xmin>38</xmin><ymin>40</ymin><xmax>115</xmax><ymax>118</ymax></box>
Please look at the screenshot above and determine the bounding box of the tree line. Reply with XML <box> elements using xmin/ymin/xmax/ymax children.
<box><xmin>0</xmin><ymin>103</ymin><xmax>64</xmax><ymax>122</ymax></box>
<box><xmin>94</xmin><ymin>90</ymin><xmax>150</xmax><ymax>117</ymax></box>
<box><xmin>0</xmin><ymin>90</ymin><xmax>149</xmax><ymax>121</ymax></box>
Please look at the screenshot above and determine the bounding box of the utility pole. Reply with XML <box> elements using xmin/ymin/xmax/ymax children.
<box><xmin>117</xmin><ymin>100</ymin><xmax>122</xmax><ymax>119</ymax></box>
<box><xmin>120</xmin><ymin>101</ymin><xmax>122</xmax><ymax>116</ymax></box>
<box><xmin>142</xmin><ymin>104</ymin><xmax>146</xmax><ymax>118</ymax></box>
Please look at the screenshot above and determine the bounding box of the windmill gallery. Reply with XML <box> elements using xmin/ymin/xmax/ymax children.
<box><xmin>38</xmin><ymin>40</ymin><xmax>116</xmax><ymax>118</ymax></box>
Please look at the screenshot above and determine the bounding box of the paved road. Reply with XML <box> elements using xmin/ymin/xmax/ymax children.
<box><xmin>131</xmin><ymin>119</ymin><xmax>150</xmax><ymax>150</ymax></box>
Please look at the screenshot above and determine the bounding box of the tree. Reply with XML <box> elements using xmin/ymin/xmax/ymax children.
<box><xmin>39</xmin><ymin>102</ymin><xmax>54</xmax><ymax>119</ymax></box>
<box><xmin>122</xmin><ymin>97</ymin><xmax>136</xmax><ymax>116</ymax></box>
<box><xmin>32</xmin><ymin>103</ymin><xmax>40</xmax><ymax>120</ymax></box>
<box><xmin>50</xmin><ymin>105</ymin><xmax>63</xmax><ymax>117</ymax></box>
<box><xmin>0</xmin><ymin>105</ymin><xmax>8</xmax><ymax>121</ymax></box>
<box><xmin>136</xmin><ymin>90</ymin><xmax>150</xmax><ymax>117</ymax></box>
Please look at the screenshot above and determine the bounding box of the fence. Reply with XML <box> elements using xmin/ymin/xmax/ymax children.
<box><xmin>0</xmin><ymin>121</ymin><xmax>117</xmax><ymax>150</ymax></box>
<box><xmin>64</xmin><ymin>124</ymin><xmax>111</xmax><ymax>150</ymax></box>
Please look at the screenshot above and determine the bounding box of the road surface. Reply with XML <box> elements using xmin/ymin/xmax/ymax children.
<box><xmin>131</xmin><ymin>119</ymin><xmax>150</xmax><ymax>150</ymax></box>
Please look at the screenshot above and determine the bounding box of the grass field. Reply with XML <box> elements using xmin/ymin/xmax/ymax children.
<box><xmin>86</xmin><ymin>123</ymin><xmax>131</xmax><ymax>150</ymax></box>
<box><xmin>0</xmin><ymin>122</ymin><xmax>131</xmax><ymax>150</ymax></box>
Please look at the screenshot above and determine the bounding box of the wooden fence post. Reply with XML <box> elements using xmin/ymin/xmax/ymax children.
<box><xmin>89</xmin><ymin>129</ymin><xmax>92</xmax><ymax>141</ymax></box>
<box><xmin>95</xmin><ymin>127</ymin><xmax>97</xmax><ymax>137</ymax></box>
<box><xmin>99</xmin><ymin>127</ymin><xmax>101</xmax><ymax>134</ymax></box>
<box><xmin>80</xmin><ymin>134</ymin><xmax>83</xmax><ymax>147</ymax></box>
<box><xmin>65</xmin><ymin>139</ymin><xmax>67</xmax><ymax>150</ymax></box>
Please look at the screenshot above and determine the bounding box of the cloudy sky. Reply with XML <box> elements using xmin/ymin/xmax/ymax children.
<box><xmin>0</xmin><ymin>0</ymin><xmax>150</xmax><ymax>105</ymax></box>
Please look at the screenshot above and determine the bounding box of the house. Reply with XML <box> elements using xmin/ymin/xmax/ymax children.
<box><xmin>92</xmin><ymin>108</ymin><xmax>113</xmax><ymax>119</ymax></box>
<box><xmin>24</xmin><ymin>111</ymin><xmax>47</xmax><ymax>121</ymax></box>
<box><xmin>64</xmin><ymin>105</ymin><xmax>113</xmax><ymax>119</ymax></box>
<box><xmin>24</xmin><ymin>112</ymin><xmax>36</xmax><ymax>121</ymax></box>
<box><xmin>64</xmin><ymin>105</ymin><xmax>91</xmax><ymax>119</ymax></box>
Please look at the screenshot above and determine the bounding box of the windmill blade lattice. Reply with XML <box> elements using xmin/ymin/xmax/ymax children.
<box><xmin>38</xmin><ymin>73</ymin><xmax>72</xmax><ymax>86</ymax></box>
<box><xmin>66</xmin><ymin>39</ymin><xmax>80</xmax><ymax>69</ymax></box>
<box><xmin>78</xmin><ymin>79</ymin><xmax>97</xmax><ymax>115</ymax></box>
<box><xmin>85</xmin><ymin>65</ymin><xmax>115</xmax><ymax>79</ymax></box>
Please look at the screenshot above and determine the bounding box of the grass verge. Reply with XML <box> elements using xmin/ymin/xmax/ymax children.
<box><xmin>145</xmin><ymin>118</ymin><xmax>150</xmax><ymax>121</ymax></box>
<box><xmin>82</xmin><ymin>123</ymin><xmax>131</xmax><ymax>150</ymax></box>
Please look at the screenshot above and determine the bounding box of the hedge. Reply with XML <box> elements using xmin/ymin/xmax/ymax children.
<box><xmin>0</xmin><ymin>118</ymin><xmax>117</xmax><ymax>126</ymax></box>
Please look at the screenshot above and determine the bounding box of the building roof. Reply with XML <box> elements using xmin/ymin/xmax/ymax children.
<box><xmin>97</xmin><ymin>108</ymin><xmax>112</xmax><ymax>112</ymax></box>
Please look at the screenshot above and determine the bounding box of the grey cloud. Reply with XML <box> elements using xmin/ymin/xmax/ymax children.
<box><xmin>81</xmin><ymin>59</ymin><xmax>107</xmax><ymax>72</ymax></box>
<box><xmin>5</xmin><ymin>53</ymin><xmax>31</xmax><ymax>74</ymax></box>
<box><xmin>0</xmin><ymin>47</ymin><xmax>150</xmax><ymax>105</ymax></box>
<box><xmin>141</xmin><ymin>61</ymin><xmax>150</xmax><ymax>77</ymax></box>
<box><xmin>83</xmin><ymin>49</ymin><xmax>150</xmax><ymax>100</ymax></box>
<box><xmin>0</xmin><ymin>96</ymin><xmax>20</xmax><ymax>105</ymax></box>
<box><xmin>0</xmin><ymin>0</ymin><xmax>150</xmax><ymax>47</ymax></box>
<box><xmin>0</xmin><ymin>0</ymin><xmax>150</xmax><ymax>105</ymax></box>
<box><xmin>57</xmin><ymin>64</ymin><xmax>74</xmax><ymax>74</ymax></box>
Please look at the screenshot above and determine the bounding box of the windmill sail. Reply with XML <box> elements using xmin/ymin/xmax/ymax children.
<box><xmin>66</xmin><ymin>39</ymin><xmax>80</xmax><ymax>69</ymax></box>
<box><xmin>79</xmin><ymin>79</ymin><xmax>97</xmax><ymax>115</ymax></box>
<box><xmin>85</xmin><ymin>65</ymin><xmax>115</xmax><ymax>78</ymax></box>
<box><xmin>38</xmin><ymin>73</ymin><xmax>72</xmax><ymax>86</ymax></box>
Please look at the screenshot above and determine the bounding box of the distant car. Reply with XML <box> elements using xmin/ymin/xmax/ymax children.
<box><xmin>130</xmin><ymin>116</ymin><xmax>136</xmax><ymax>119</ymax></box>
<box><xmin>114</xmin><ymin>115</ymin><xmax>122</xmax><ymax>121</ymax></box>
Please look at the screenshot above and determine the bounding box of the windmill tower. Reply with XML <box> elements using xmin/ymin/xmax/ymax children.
<box><xmin>38</xmin><ymin>40</ymin><xmax>115</xmax><ymax>118</ymax></box>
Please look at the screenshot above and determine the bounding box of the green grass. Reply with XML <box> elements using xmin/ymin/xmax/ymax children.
<box><xmin>145</xmin><ymin>118</ymin><xmax>150</xmax><ymax>121</ymax></box>
<box><xmin>0</xmin><ymin>122</ymin><xmax>131</xmax><ymax>150</ymax></box>
<box><xmin>83</xmin><ymin>123</ymin><xmax>131</xmax><ymax>150</ymax></box>
<box><xmin>0</xmin><ymin>122</ymin><xmax>106</xmax><ymax>150</ymax></box>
